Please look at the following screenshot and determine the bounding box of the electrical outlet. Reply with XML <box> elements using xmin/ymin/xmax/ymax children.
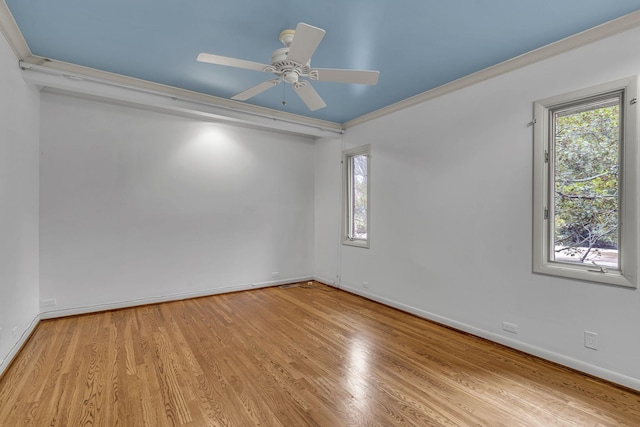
<box><xmin>41</xmin><ymin>298</ymin><xmax>57</xmax><ymax>307</ymax></box>
<box><xmin>502</xmin><ymin>321</ymin><xmax>519</xmax><ymax>334</ymax></box>
<box><xmin>362</xmin><ymin>281</ymin><xmax>369</xmax><ymax>289</ymax></box>
<box><xmin>272</xmin><ymin>272</ymin><xmax>280</xmax><ymax>279</ymax></box>
<box><xmin>584</xmin><ymin>331</ymin><xmax>598</xmax><ymax>350</ymax></box>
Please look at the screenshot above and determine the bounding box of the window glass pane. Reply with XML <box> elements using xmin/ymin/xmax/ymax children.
<box><xmin>351</xmin><ymin>154</ymin><xmax>368</xmax><ymax>239</ymax></box>
<box><xmin>552</xmin><ymin>94</ymin><xmax>621</xmax><ymax>269</ymax></box>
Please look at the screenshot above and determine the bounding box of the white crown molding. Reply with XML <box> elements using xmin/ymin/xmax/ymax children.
<box><xmin>23</xmin><ymin>58</ymin><xmax>343</xmax><ymax>134</ymax></box>
<box><xmin>344</xmin><ymin>10</ymin><xmax>640</xmax><ymax>129</ymax></box>
<box><xmin>0</xmin><ymin>0</ymin><xmax>30</xmax><ymax>59</ymax></box>
<box><xmin>21</xmin><ymin>60</ymin><xmax>344</xmax><ymax>137</ymax></box>
<box><xmin>0</xmin><ymin>1</ymin><xmax>343</xmax><ymax>136</ymax></box>
<box><xmin>3</xmin><ymin>1</ymin><xmax>640</xmax><ymax>130</ymax></box>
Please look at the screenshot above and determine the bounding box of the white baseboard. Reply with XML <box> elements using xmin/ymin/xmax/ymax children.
<box><xmin>0</xmin><ymin>313</ymin><xmax>40</xmax><ymax>378</ymax></box>
<box><xmin>337</xmin><ymin>283</ymin><xmax>640</xmax><ymax>392</ymax></box>
<box><xmin>0</xmin><ymin>276</ymin><xmax>312</xmax><ymax>378</ymax></box>
<box><xmin>6</xmin><ymin>276</ymin><xmax>638</xmax><ymax>392</ymax></box>
<box><xmin>313</xmin><ymin>274</ymin><xmax>339</xmax><ymax>287</ymax></box>
<box><xmin>40</xmin><ymin>276</ymin><xmax>313</xmax><ymax>320</ymax></box>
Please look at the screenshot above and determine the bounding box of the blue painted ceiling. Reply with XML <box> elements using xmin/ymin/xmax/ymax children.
<box><xmin>6</xmin><ymin>0</ymin><xmax>640</xmax><ymax>123</ymax></box>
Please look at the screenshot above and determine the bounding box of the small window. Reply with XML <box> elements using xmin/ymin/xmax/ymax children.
<box><xmin>533</xmin><ymin>77</ymin><xmax>638</xmax><ymax>287</ymax></box>
<box><xmin>343</xmin><ymin>145</ymin><xmax>370</xmax><ymax>248</ymax></box>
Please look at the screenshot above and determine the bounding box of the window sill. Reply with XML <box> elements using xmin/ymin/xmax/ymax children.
<box><xmin>342</xmin><ymin>238</ymin><xmax>370</xmax><ymax>249</ymax></box>
<box><xmin>533</xmin><ymin>261</ymin><xmax>636</xmax><ymax>288</ymax></box>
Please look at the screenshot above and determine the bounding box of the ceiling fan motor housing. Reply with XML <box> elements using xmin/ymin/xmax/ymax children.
<box><xmin>268</xmin><ymin>47</ymin><xmax>310</xmax><ymax>84</ymax></box>
<box><xmin>197</xmin><ymin>22</ymin><xmax>378</xmax><ymax>111</ymax></box>
<box><xmin>270</xmin><ymin>47</ymin><xmax>289</xmax><ymax>64</ymax></box>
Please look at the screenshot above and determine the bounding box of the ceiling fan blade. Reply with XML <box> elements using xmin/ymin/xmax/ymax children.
<box><xmin>312</xmin><ymin>68</ymin><xmax>380</xmax><ymax>85</ymax></box>
<box><xmin>197</xmin><ymin>53</ymin><xmax>270</xmax><ymax>72</ymax></box>
<box><xmin>293</xmin><ymin>81</ymin><xmax>326</xmax><ymax>111</ymax></box>
<box><xmin>287</xmin><ymin>23</ymin><xmax>326</xmax><ymax>66</ymax></box>
<box><xmin>232</xmin><ymin>78</ymin><xmax>281</xmax><ymax>101</ymax></box>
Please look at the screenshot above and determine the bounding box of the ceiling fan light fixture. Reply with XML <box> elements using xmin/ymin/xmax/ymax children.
<box><xmin>283</xmin><ymin>70</ymin><xmax>299</xmax><ymax>84</ymax></box>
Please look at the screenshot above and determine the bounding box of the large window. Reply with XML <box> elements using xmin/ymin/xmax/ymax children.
<box><xmin>343</xmin><ymin>145</ymin><xmax>370</xmax><ymax>248</ymax></box>
<box><xmin>533</xmin><ymin>77</ymin><xmax>638</xmax><ymax>288</ymax></box>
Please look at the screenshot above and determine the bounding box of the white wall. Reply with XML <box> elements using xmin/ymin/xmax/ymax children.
<box><xmin>5</xmin><ymin>10</ymin><xmax>640</xmax><ymax>392</ymax></box>
<box><xmin>314</xmin><ymin>136</ymin><xmax>342</xmax><ymax>285</ymax></box>
<box><xmin>39</xmin><ymin>93</ymin><xmax>315</xmax><ymax>314</ymax></box>
<box><xmin>315</xmin><ymin>26</ymin><xmax>640</xmax><ymax>389</ymax></box>
<box><xmin>0</xmin><ymin>32</ymin><xmax>40</xmax><ymax>371</ymax></box>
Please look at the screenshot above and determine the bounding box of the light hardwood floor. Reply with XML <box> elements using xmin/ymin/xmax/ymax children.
<box><xmin>1</xmin><ymin>282</ymin><xmax>639</xmax><ymax>426</ymax></box>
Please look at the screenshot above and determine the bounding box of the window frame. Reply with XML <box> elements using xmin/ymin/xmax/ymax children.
<box><xmin>342</xmin><ymin>144</ymin><xmax>371</xmax><ymax>248</ymax></box>
<box><xmin>533</xmin><ymin>76</ymin><xmax>639</xmax><ymax>288</ymax></box>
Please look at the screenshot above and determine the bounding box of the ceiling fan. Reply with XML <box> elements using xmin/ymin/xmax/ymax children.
<box><xmin>197</xmin><ymin>22</ymin><xmax>379</xmax><ymax>111</ymax></box>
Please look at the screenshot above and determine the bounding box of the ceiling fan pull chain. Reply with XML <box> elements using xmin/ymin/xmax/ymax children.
<box><xmin>282</xmin><ymin>83</ymin><xmax>287</xmax><ymax>106</ymax></box>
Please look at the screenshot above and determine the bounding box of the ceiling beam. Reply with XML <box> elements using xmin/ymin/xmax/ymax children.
<box><xmin>20</xmin><ymin>61</ymin><xmax>344</xmax><ymax>138</ymax></box>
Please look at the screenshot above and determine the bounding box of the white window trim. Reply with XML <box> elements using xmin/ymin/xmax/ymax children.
<box><xmin>533</xmin><ymin>76</ymin><xmax>639</xmax><ymax>288</ymax></box>
<box><xmin>342</xmin><ymin>144</ymin><xmax>371</xmax><ymax>248</ymax></box>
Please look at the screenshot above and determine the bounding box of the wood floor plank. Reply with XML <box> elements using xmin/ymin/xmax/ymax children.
<box><xmin>2</xmin><ymin>282</ymin><xmax>640</xmax><ymax>426</ymax></box>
